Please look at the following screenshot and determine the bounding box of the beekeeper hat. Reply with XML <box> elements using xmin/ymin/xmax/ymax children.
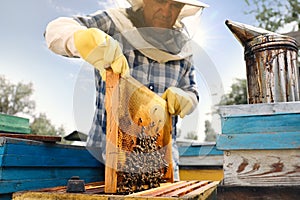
<box><xmin>126</xmin><ymin>0</ymin><xmax>209</xmax><ymax>19</ymax></box>
<box><xmin>173</xmin><ymin>0</ymin><xmax>208</xmax><ymax>8</ymax></box>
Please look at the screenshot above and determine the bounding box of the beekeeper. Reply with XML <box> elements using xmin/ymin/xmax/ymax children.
<box><xmin>45</xmin><ymin>0</ymin><xmax>208</xmax><ymax>181</ymax></box>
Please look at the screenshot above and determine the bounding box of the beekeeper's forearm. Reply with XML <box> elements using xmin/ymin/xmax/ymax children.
<box><xmin>45</xmin><ymin>17</ymin><xmax>87</xmax><ymax>57</ymax></box>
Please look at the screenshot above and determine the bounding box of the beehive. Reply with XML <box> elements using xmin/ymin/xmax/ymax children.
<box><xmin>0</xmin><ymin>136</ymin><xmax>103</xmax><ymax>200</ymax></box>
<box><xmin>0</xmin><ymin>113</ymin><xmax>31</xmax><ymax>134</ymax></box>
<box><xmin>105</xmin><ymin>70</ymin><xmax>173</xmax><ymax>193</ymax></box>
<box><xmin>217</xmin><ymin>102</ymin><xmax>300</xmax><ymax>187</ymax></box>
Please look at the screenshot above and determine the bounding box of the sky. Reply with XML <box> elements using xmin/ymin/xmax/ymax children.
<box><xmin>1</xmin><ymin>0</ymin><xmax>258</xmax><ymax>141</ymax></box>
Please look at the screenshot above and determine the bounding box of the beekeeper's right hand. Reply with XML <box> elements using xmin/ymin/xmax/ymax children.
<box><xmin>74</xmin><ymin>28</ymin><xmax>129</xmax><ymax>80</ymax></box>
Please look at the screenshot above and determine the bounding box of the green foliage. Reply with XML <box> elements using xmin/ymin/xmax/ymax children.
<box><xmin>0</xmin><ymin>75</ymin><xmax>67</xmax><ymax>140</ymax></box>
<box><xmin>30</xmin><ymin>113</ymin><xmax>72</xmax><ymax>144</ymax></box>
<box><xmin>184</xmin><ymin>131</ymin><xmax>198</xmax><ymax>140</ymax></box>
<box><xmin>30</xmin><ymin>113</ymin><xmax>57</xmax><ymax>136</ymax></box>
<box><xmin>218</xmin><ymin>78</ymin><xmax>248</xmax><ymax>105</ymax></box>
<box><xmin>204</xmin><ymin>120</ymin><xmax>216</xmax><ymax>142</ymax></box>
<box><xmin>244</xmin><ymin>0</ymin><xmax>300</xmax><ymax>32</ymax></box>
<box><xmin>0</xmin><ymin>75</ymin><xmax>35</xmax><ymax>115</ymax></box>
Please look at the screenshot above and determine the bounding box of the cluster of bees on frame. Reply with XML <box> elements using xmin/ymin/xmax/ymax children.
<box><xmin>116</xmin><ymin>127</ymin><xmax>169</xmax><ymax>194</ymax></box>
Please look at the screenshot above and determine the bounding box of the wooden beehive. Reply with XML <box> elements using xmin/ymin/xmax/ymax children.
<box><xmin>105</xmin><ymin>70</ymin><xmax>173</xmax><ymax>193</ymax></box>
<box><xmin>0</xmin><ymin>113</ymin><xmax>31</xmax><ymax>134</ymax></box>
<box><xmin>178</xmin><ymin>142</ymin><xmax>224</xmax><ymax>181</ymax></box>
<box><xmin>217</xmin><ymin>102</ymin><xmax>300</xmax><ymax>187</ymax></box>
<box><xmin>0</xmin><ymin>136</ymin><xmax>103</xmax><ymax>200</ymax></box>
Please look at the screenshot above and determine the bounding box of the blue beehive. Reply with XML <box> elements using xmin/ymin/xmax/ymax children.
<box><xmin>178</xmin><ymin>141</ymin><xmax>224</xmax><ymax>181</ymax></box>
<box><xmin>0</xmin><ymin>137</ymin><xmax>104</xmax><ymax>200</ymax></box>
<box><xmin>216</xmin><ymin>102</ymin><xmax>300</xmax><ymax>186</ymax></box>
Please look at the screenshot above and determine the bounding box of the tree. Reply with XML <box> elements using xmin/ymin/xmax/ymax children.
<box><xmin>30</xmin><ymin>113</ymin><xmax>57</xmax><ymax>136</ymax></box>
<box><xmin>204</xmin><ymin>120</ymin><xmax>216</xmax><ymax>142</ymax></box>
<box><xmin>244</xmin><ymin>0</ymin><xmax>300</xmax><ymax>32</ymax></box>
<box><xmin>30</xmin><ymin>113</ymin><xmax>71</xmax><ymax>144</ymax></box>
<box><xmin>218</xmin><ymin>78</ymin><xmax>248</xmax><ymax>105</ymax></box>
<box><xmin>0</xmin><ymin>75</ymin><xmax>35</xmax><ymax>115</ymax></box>
<box><xmin>184</xmin><ymin>131</ymin><xmax>198</xmax><ymax>140</ymax></box>
<box><xmin>0</xmin><ymin>75</ymin><xmax>67</xmax><ymax>140</ymax></box>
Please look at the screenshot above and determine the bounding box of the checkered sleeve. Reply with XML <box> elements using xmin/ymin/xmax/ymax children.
<box><xmin>73</xmin><ymin>11</ymin><xmax>118</xmax><ymax>35</ymax></box>
<box><xmin>177</xmin><ymin>55</ymin><xmax>199</xmax><ymax>101</ymax></box>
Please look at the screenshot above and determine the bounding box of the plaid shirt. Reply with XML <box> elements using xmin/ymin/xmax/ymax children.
<box><xmin>74</xmin><ymin>11</ymin><xmax>198</xmax><ymax>179</ymax></box>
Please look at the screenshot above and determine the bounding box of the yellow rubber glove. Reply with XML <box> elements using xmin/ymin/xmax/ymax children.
<box><xmin>162</xmin><ymin>87</ymin><xmax>197</xmax><ymax>118</ymax></box>
<box><xmin>73</xmin><ymin>28</ymin><xmax>129</xmax><ymax>80</ymax></box>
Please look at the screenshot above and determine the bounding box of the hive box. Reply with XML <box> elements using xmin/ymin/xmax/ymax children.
<box><xmin>217</xmin><ymin>102</ymin><xmax>300</xmax><ymax>186</ymax></box>
<box><xmin>0</xmin><ymin>137</ymin><xmax>104</xmax><ymax>200</ymax></box>
<box><xmin>0</xmin><ymin>113</ymin><xmax>31</xmax><ymax>134</ymax></box>
<box><xmin>178</xmin><ymin>141</ymin><xmax>224</xmax><ymax>181</ymax></box>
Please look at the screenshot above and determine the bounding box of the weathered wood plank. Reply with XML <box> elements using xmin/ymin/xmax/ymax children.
<box><xmin>13</xmin><ymin>192</ymin><xmax>172</xmax><ymax>200</ymax></box>
<box><xmin>38</xmin><ymin>181</ymin><xmax>105</xmax><ymax>193</ymax></box>
<box><xmin>179</xmin><ymin>155</ymin><xmax>223</xmax><ymax>167</ymax></box>
<box><xmin>221</xmin><ymin>112</ymin><xmax>300</xmax><ymax>134</ymax></box>
<box><xmin>223</xmin><ymin>149</ymin><xmax>300</xmax><ymax>186</ymax></box>
<box><xmin>127</xmin><ymin>181</ymin><xmax>185</xmax><ymax>197</ymax></box>
<box><xmin>178</xmin><ymin>144</ymin><xmax>223</xmax><ymax>156</ymax></box>
<box><xmin>154</xmin><ymin>181</ymin><xmax>200</xmax><ymax>197</ymax></box>
<box><xmin>1</xmin><ymin>136</ymin><xmax>85</xmax><ymax>151</ymax></box>
<box><xmin>3</xmin><ymin>143</ymin><xmax>97</xmax><ymax>158</ymax></box>
<box><xmin>1</xmin><ymin>152</ymin><xmax>101</xmax><ymax>167</ymax></box>
<box><xmin>0</xmin><ymin>154</ymin><xmax>101</xmax><ymax>167</ymax></box>
<box><xmin>0</xmin><ymin>126</ymin><xmax>31</xmax><ymax>134</ymax></box>
<box><xmin>217</xmin><ymin>132</ymin><xmax>300</xmax><ymax>150</ymax></box>
<box><xmin>219</xmin><ymin>102</ymin><xmax>300</xmax><ymax>117</ymax></box>
<box><xmin>0</xmin><ymin>167</ymin><xmax>102</xmax><ymax>180</ymax></box>
<box><xmin>128</xmin><ymin>180</ymin><xmax>204</xmax><ymax>197</ymax></box>
<box><xmin>1</xmin><ymin>177</ymin><xmax>101</xmax><ymax>194</ymax></box>
<box><xmin>0</xmin><ymin>133</ymin><xmax>61</xmax><ymax>142</ymax></box>
<box><xmin>0</xmin><ymin>137</ymin><xmax>102</xmax><ymax>167</ymax></box>
<box><xmin>184</xmin><ymin>181</ymin><xmax>219</xmax><ymax>197</ymax></box>
<box><xmin>0</xmin><ymin>140</ymin><xmax>102</xmax><ymax>167</ymax></box>
<box><xmin>0</xmin><ymin>114</ymin><xmax>31</xmax><ymax>134</ymax></box>
<box><xmin>160</xmin><ymin>181</ymin><xmax>209</xmax><ymax>197</ymax></box>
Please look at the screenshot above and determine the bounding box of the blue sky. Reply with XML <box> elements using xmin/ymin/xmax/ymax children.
<box><xmin>1</xmin><ymin>0</ymin><xmax>256</xmax><ymax>139</ymax></box>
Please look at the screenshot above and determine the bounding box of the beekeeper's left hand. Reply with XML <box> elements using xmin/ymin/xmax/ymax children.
<box><xmin>162</xmin><ymin>87</ymin><xmax>198</xmax><ymax>118</ymax></box>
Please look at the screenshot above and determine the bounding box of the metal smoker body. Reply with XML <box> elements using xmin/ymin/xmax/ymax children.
<box><xmin>226</xmin><ymin>20</ymin><xmax>300</xmax><ymax>104</ymax></box>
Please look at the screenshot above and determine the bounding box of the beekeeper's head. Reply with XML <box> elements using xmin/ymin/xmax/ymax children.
<box><xmin>127</xmin><ymin>0</ymin><xmax>208</xmax><ymax>29</ymax></box>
